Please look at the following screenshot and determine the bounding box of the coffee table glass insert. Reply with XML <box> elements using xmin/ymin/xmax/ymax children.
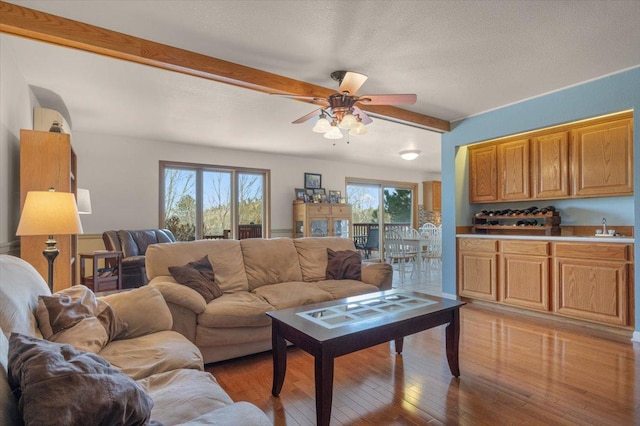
<box><xmin>297</xmin><ymin>293</ymin><xmax>437</xmax><ymax>329</ymax></box>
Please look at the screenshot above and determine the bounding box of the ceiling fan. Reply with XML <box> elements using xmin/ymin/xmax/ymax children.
<box><xmin>277</xmin><ymin>71</ymin><xmax>417</xmax><ymax>139</ymax></box>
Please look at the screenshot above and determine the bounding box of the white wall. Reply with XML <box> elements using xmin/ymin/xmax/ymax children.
<box><xmin>0</xmin><ymin>35</ymin><xmax>38</xmax><ymax>251</ymax></box>
<box><xmin>73</xmin><ymin>131</ymin><xmax>436</xmax><ymax>236</ymax></box>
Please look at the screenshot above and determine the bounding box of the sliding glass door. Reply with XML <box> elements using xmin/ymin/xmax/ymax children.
<box><xmin>347</xmin><ymin>180</ymin><xmax>417</xmax><ymax>261</ymax></box>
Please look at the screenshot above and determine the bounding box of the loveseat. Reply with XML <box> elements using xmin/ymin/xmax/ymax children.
<box><xmin>146</xmin><ymin>237</ymin><xmax>393</xmax><ymax>364</ymax></box>
<box><xmin>102</xmin><ymin>229</ymin><xmax>176</xmax><ymax>288</ymax></box>
<box><xmin>0</xmin><ymin>254</ymin><xmax>270</xmax><ymax>425</ymax></box>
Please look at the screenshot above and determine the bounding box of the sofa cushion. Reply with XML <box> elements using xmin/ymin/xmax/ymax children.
<box><xmin>198</xmin><ymin>292</ymin><xmax>274</xmax><ymax>328</ymax></box>
<box><xmin>100</xmin><ymin>285</ymin><xmax>173</xmax><ymax>339</ymax></box>
<box><xmin>8</xmin><ymin>333</ymin><xmax>153</xmax><ymax>426</ymax></box>
<box><xmin>146</xmin><ymin>239</ymin><xmax>249</xmax><ymax>293</ymax></box>
<box><xmin>182</xmin><ymin>402</ymin><xmax>272</xmax><ymax>425</ymax></box>
<box><xmin>0</xmin><ymin>255</ymin><xmax>50</xmax><ymax>338</ymax></box>
<box><xmin>99</xmin><ymin>330</ymin><xmax>203</xmax><ymax>380</ymax></box>
<box><xmin>169</xmin><ymin>255</ymin><xmax>222</xmax><ymax>303</ymax></box>
<box><xmin>35</xmin><ymin>285</ymin><xmax>127</xmax><ymax>353</ymax></box>
<box><xmin>326</xmin><ymin>248</ymin><xmax>362</xmax><ymax>280</ymax></box>
<box><xmin>311</xmin><ymin>280</ymin><xmax>380</xmax><ymax>300</ymax></box>
<box><xmin>293</xmin><ymin>237</ymin><xmax>358</xmax><ymax>282</ymax></box>
<box><xmin>253</xmin><ymin>281</ymin><xmax>333</xmax><ymax>310</ymax></box>
<box><xmin>137</xmin><ymin>368</ymin><xmax>233</xmax><ymax>425</ymax></box>
<box><xmin>241</xmin><ymin>238</ymin><xmax>303</xmax><ymax>290</ymax></box>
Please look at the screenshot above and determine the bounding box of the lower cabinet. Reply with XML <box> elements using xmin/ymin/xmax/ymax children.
<box><xmin>457</xmin><ymin>238</ymin><xmax>633</xmax><ymax>327</ymax></box>
<box><xmin>499</xmin><ymin>240</ymin><xmax>550</xmax><ymax>312</ymax></box>
<box><xmin>553</xmin><ymin>243</ymin><xmax>630</xmax><ymax>326</ymax></box>
<box><xmin>458</xmin><ymin>238</ymin><xmax>498</xmax><ymax>301</ymax></box>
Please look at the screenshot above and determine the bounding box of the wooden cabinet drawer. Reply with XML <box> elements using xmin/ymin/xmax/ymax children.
<box><xmin>330</xmin><ymin>205</ymin><xmax>350</xmax><ymax>215</ymax></box>
<box><xmin>306</xmin><ymin>205</ymin><xmax>330</xmax><ymax>215</ymax></box>
<box><xmin>458</xmin><ymin>238</ymin><xmax>497</xmax><ymax>252</ymax></box>
<box><xmin>501</xmin><ymin>240</ymin><xmax>549</xmax><ymax>256</ymax></box>
<box><xmin>553</xmin><ymin>242</ymin><xmax>630</xmax><ymax>261</ymax></box>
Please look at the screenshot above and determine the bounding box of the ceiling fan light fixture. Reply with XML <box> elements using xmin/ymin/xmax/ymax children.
<box><xmin>338</xmin><ymin>111</ymin><xmax>357</xmax><ymax>129</ymax></box>
<box><xmin>349</xmin><ymin>120</ymin><xmax>368</xmax><ymax>136</ymax></box>
<box><xmin>400</xmin><ymin>150</ymin><xmax>421</xmax><ymax>160</ymax></box>
<box><xmin>323</xmin><ymin>125</ymin><xmax>343</xmax><ymax>140</ymax></box>
<box><xmin>312</xmin><ymin>116</ymin><xmax>331</xmax><ymax>133</ymax></box>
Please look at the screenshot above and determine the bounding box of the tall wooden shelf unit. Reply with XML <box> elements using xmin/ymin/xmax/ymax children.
<box><xmin>20</xmin><ymin>129</ymin><xmax>78</xmax><ymax>292</ymax></box>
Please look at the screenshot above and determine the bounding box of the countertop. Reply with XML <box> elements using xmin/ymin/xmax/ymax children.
<box><xmin>456</xmin><ymin>234</ymin><xmax>635</xmax><ymax>244</ymax></box>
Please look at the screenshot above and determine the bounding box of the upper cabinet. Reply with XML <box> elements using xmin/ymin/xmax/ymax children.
<box><xmin>571</xmin><ymin>117</ymin><xmax>633</xmax><ymax>197</ymax></box>
<box><xmin>498</xmin><ymin>139</ymin><xmax>530</xmax><ymax>200</ymax></box>
<box><xmin>422</xmin><ymin>180</ymin><xmax>442</xmax><ymax>211</ymax></box>
<box><xmin>468</xmin><ymin>111</ymin><xmax>633</xmax><ymax>204</ymax></box>
<box><xmin>531</xmin><ymin>131</ymin><xmax>570</xmax><ymax>199</ymax></box>
<box><xmin>468</xmin><ymin>144</ymin><xmax>498</xmax><ymax>202</ymax></box>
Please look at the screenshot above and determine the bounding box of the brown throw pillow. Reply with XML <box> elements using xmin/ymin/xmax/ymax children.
<box><xmin>35</xmin><ymin>285</ymin><xmax>127</xmax><ymax>353</ymax></box>
<box><xmin>169</xmin><ymin>255</ymin><xmax>222</xmax><ymax>303</ymax></box>
<box><xmin>8</xmin><ymin>333</ymin><xmax>154</xmax><ymax>426</ymax></box>
<box><xmin>326</xmin><ymin>248</ymin><xmax>362</xmax><ymax>280</ymax></box>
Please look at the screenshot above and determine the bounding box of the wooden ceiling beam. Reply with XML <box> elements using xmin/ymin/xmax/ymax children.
<box><xmin>0</xmin><ymin>1</ymin><xmax>450</xmax><ymax>132</ymax></box>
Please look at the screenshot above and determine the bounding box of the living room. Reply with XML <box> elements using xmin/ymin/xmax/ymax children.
<box><xmin>2</xmin><ymin>1</ymin><xmax>640</xmax><ymax>425</ymax></box>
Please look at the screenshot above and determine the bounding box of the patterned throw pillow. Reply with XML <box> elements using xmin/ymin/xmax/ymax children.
<box><xmin>326</xmin><ymin>249</ymin><xmax>362</xmax><ymax>280</ymax></box>
<box><xmin>169</xmin><ymin>255</ymin><xmax>222</xmax><ymax>303</ymax></box>
<box><xmin>35</xmin><ymin>285</ymin><xmax>127</xmax><ymax>353</ymax></box>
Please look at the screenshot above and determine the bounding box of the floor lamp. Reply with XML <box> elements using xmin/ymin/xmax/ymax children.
<box><xmin>17</xmin><ymin>189</ymin><xmax>84</xmax><ymax>291</ymax></box>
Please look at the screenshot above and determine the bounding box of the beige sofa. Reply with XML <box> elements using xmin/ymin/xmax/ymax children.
<box><xmin>146</xmin><ymin>237</ymin><xmax>393</xmax><ymax>364</ymax></box>
<box><xmin>0</xmin><ymin>254</ymin><xmax>270</xmax><ymax>426</ymax></box>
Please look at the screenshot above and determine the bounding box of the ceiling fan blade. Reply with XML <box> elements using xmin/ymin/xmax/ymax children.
<box><xmin>352</xmin><ymin>107</ymin><xmax>373</xmax><ymax>125</ymax></box>
<box><xmin>292</xmin><ymin>108</ymin><xmax>323</xmax><ymax>124</ymax></box>
<box><xmin>338</xmin><ymin>71</ymin><xmax>368</xmax><ymax>95</ymax></box>
<box><xmin>357</xmin><ymin>94</ymin><xmax>417</xmax><ymax>105</ymax></box>
<box><xmin>271</xmin><ymin>93</ymin><xmax>329</xmax><ymax>105</ymax></box>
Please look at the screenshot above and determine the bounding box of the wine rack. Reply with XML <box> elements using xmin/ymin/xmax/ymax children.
<box><xmin>472</xmin><ymin>208</ymin><xmax>561</xmax><ymax>236</ymax></box>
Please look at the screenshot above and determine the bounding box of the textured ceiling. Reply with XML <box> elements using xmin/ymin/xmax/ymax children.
<box><xmin>4</xmin><ymin>0</ymin><xmax>640</xmax><ymax>172</ymax></box>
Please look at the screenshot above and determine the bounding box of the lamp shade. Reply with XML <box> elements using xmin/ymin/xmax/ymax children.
<box><xmin>17</xmin><ymin>191</ymin><xmax>84</xmax><ymax>236</ymax></box>
<box><xmin>76</xmin><ymin>188</ymin><xmax>92</xmax><ymax>214</ymax></box>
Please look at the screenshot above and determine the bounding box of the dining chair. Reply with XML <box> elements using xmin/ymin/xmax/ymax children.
<box><xmin>355</xmin><ymin>228</ymin><xmax>379</xmax><ymax>259</ymax></box>
<box><xmin>384</xmin><ymin>228</ymin><xmax>417</xmax><ymax>283</ymax></box>
<box><xmin>421</xmin><ymin>225</ymin><xmax>442</xmax><ymax>272</ymax></box>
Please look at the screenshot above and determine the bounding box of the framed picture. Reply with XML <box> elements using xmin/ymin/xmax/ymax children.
<box><xmin>294</xmin><ymin>188</ymin><xmax>306</xmax><ymax>201</ymax></box>
<box><xmin>304</xmin><ymin>172</ymin><xmax>322</xmax><ymax>189</ymax></box>
<box><xmin>305</xmin><ymin>189</ymin><xmax>314</xmax><ymax>202</ymax></box>
<box><xmin>329</xmin><ymin>190</ymin><xmax>341</xmax><ymax>203</ymax></box>
<box><xmin>313</xmin><ymin>188</ymin><xmax>326</xmax><ymax>203</ymax></box>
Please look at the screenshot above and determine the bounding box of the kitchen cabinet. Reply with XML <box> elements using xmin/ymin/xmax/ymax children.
<box><xmin>422</xmin><ymin>180</ymin><xmax>441</xmax><ymax>211</ymax></box>
<box><xmin>571</xmin><ymin>117</ymin><xmax>633</xmax><ymax>197</ymax></box>
<box><xmin>457</xmin><ymin>236</ymin><xmax>633</xmax><ymax>328</ymax></box>
<box><xmin>458</xmin><ymin>238</ymin><xmax>498</xmax><ymax>301</ymax></box>
<box><xmin>531</xmin><ymin>131</ymin><xmax>569</xmax><ymax>199</ymax></box>
<box><xmin>468</xmin><ymin>144</ymin><xmax>498</xmax><ymax>203</ymax></box>
<box><xmin>499</xmin><ymin>240</ymin><xmax>549</xmax><ymax>311</ymax></box>
<box><xmin>553</xmin><ymin>242</ymin><xmax>631</xmax><ymax>326</ymax></box>
<box><xmin>293</xmin><ymin>202</ymin><xmax>352</xmax><ymax>238</ymax></box>
<box><xmin>498</xmin><ymin>139</ymin><xmax>530</xmax><ymax>201</ymax></box>
<box><xmin>20</xmin><ymin>129</ymin><xmax>77</xmax><ymax>292</ymax></box>
<box><xmin>467</xmin><ymin>111</ymin><xmax>633</xmax><ymax>204</ymax></box>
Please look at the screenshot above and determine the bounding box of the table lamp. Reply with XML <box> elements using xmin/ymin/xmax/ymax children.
<box><xmin>16</xmin><ymin>189</ymin><xmax>84</xmax><ymax>291</ymax></box>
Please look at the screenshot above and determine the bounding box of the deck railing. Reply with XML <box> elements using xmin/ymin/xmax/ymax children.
<box><xmin>352</xmin><ymin>222</ymin><xmax>411</xmax><ymax>254</ymax></box>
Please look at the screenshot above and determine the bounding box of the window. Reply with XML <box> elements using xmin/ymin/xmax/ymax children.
<box><xmin>160</xmin><ymin>161</ymin><xmax>269</xmax><ymax>241</ymax></box>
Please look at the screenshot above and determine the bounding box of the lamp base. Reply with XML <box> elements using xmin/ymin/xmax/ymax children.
<box><xmin>43</xmin><ymin>236</ymin><xmax>59</xmax><ymax>292</ymax></box>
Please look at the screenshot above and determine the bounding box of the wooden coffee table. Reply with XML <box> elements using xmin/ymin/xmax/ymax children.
<box><xmin>267</xmin><ymin>290</ymin><xmax>465</xmax><ymax>426</ymax></box>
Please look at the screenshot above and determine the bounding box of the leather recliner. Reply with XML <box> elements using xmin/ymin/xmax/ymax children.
<box><xmin>102</xmin><ymin>229</ymin><xmax>176</xmax><ymax>288</ymax></box>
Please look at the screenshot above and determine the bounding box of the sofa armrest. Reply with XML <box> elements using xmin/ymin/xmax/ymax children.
<box><xmin>99</xmin><ymin>286</ymin><xmax>173</xmax><ymax>338</ymax></box>
<box><xmin>148</xmin><ymin>277</ymin><xmax>208</xmax><ymax>314</ymax></box>
<box><xmin>361</xmin><ymin>263</ymin><xmax>393</xmax><ymax>290</ymax></box>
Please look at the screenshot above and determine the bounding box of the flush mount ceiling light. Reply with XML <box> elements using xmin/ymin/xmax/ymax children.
<box><xmin>274</xmin><ymin>71</ymin><xmax>416</xmax><ymax>141</ymax></box>
<box><xmin>400</xmin><ymin>150</ymin><xmax>421</xmax><ymax>160</ymax></box>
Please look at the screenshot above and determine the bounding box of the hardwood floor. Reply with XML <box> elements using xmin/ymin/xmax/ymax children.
<box><xmin>207</xmin><ymin>267</ymin><xmax>640</xmax><ymax>425</ymax></box>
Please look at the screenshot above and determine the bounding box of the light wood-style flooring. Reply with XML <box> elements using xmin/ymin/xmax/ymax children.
<box><xmin>207</xmin><ymin>266</ymin><xmax>640</xmax><ymax>425</ymax></box>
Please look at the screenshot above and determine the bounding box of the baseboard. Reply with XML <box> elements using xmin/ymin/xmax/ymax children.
<box><xmin>633</xmin><ymin>331</ymin><xmax>640</xmax><ymax>343</ymax></box>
